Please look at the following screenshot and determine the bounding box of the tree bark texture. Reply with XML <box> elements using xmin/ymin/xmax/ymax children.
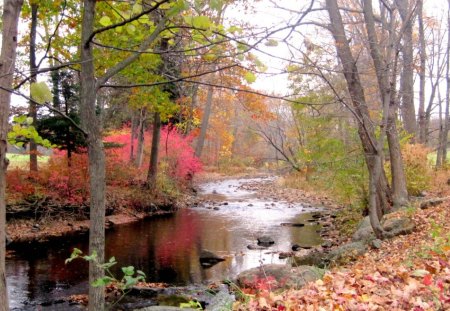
<box><xmin>362</xmin><ymin>0</ymin><xmax>409</xmax><ymax>208</ymax></box>
<box><xmin>417</xmin><ymin>0</ymin><xmax>427</xmax><ymax>143</ymax></box>
<box><xmin>443</xmin><ymin>1</ymin><xmax>450</xmax><ymax>165</ymax></box>
<box><xmin>326</xmin><ymin>0</ymin><xmax>392</xmax><ymax>221</ymax></box>
<box><xmin>147</xmin><ymin>112</ymin><xmax>161</xmax><ymax>189</ymax></box>
<box><xmin>29</xmin><ymin>3</ymin><xmax>39</xmax><ymax>171</ymax></box>
<box><xmin>0</xmin><ymin>1</ymin><xmax>23</xmax><ymax>309</ymax></box>
<box><xmin>195</xmin><ymin>84</ymin><xmax>214</xmax><ymax>158</ymax></box>
<box><xmin>80</xmin><ymin>1</ymin><xmax>106</xmax><ymax>309</ymax></box>
<box><xmin>395</xmin><ymin>0</ymin><xmax>417</xmax><ymax>138</ymax></box>
<box><xmin>135</xmin><ymin>108</ymin><xmax>146</xmax><ymax>167</ymax></box>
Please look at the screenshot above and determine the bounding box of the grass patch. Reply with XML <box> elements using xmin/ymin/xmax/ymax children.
<box><xmin>6</xmin><ymin>153</ymin><xmax>49</xmax><ymax>169</ymax></box>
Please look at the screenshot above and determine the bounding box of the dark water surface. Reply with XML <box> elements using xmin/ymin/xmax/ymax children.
<box><xmin>6</xmin><ymin>177</ymin><xmax>323</xmax><ymax>310</ymax></box>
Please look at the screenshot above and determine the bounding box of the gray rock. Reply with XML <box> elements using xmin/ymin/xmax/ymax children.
<box><xmin>292</xmin><ymin>251</ymin><xmax>328</xmax><ymax>267</ymax></box>
<box><xmin>419</xmin><ymin>197</ymin><xmax>448</xmax><ymax>209</ymax></box>
<box><xmin>257</xmin><ymin>236</ymin><xmax>275</xmax><ymax>246</ymax></box>
<box><xmin>371</xmin><ymin>239</ymin><xmax>382</xmax><ymax>249</ymax></box>
<box><xmin>205</xmin><ymin>284</ymin><xmax>235</xmax><ymax>311</ymax></box>
<box><xmin>235</xmin><ymin>264</ymin><xmax>324</xmax><ymax>290</ymax></box>
<box><xmin>328</xmin><ymin>241</ymin><xmax>367</xmax><ymax>265</ymax></box>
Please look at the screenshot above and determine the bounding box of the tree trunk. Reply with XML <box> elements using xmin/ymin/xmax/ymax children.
<box><xmin>147</xmin><ymin>112</ymin><xmax>161</xmax><ymax>189</ymax></box>
<box><xmin>326</xmin><ymin>0</ymin><xmax>392</xmax><ymax>223</ymax></box>
<box><xmin>362</xmin><ymin>0</ymin><xmax>409</xmax><ymax>208</ymax></box>
<box><xmin>129</xmin><ymin>110</ymin><xmax>137</xmax><ymax>162</ymax></box>
<box><xmin>195</xmin><ymin>84</ymin><xmax>214</xmax><ymax>158</ymax></box>
<box><xmin>29</xmin><ymin>3</ymin><xmax>39</xmax><ymax>172</ymax></box>
<box><xmin>443</xmin><ymin>1</ymin><xmax>450</xmax><ymax>165</ymax></box>
<box><xmin>0</xmin><ymin>1</ymin><xmax>23</xmax><ymax>309</ymax></box>
<box><xmin>80</xmin><ymin>1</ymin><xmax>106</xmax><ymax>310</ymax></box>
<box><xmin>135</xmin><ymin>108</ymin><xmax>146</xmax><ymax>167</ymax></box>
<box><xmin>185</xmin><ymin>85</ymin><xmax>198</xmax><ymax>134</ymax></box>
<box><xmin>387</xmin><ymin>99</ymin><xmax>409</xmax><ymax>207</ymax></box>
<box><xmin>417</xmin><ymin>0</ymin><xmax>427</xmax><ymax>143</ymax></box>
<box><xmin>395</xmin><ymin>0</ymin><xmax>417</xmax><ymax>138</ymax></box>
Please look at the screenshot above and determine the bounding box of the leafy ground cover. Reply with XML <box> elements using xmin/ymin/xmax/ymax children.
<box><xmin>234</xmin><ymin>195</ymin><xmax>450</xmax><ymax>310</ymax></box>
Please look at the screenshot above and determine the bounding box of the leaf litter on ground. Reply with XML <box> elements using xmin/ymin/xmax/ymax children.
<box><xmin>234</xmin><ymin>200</ymin><xmax>450</xmax><ymax>310</ymax></box>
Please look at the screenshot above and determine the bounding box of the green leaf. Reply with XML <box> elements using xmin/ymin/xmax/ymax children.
<box><xmin>65</xmin><ymin>248</ymin><xmax>83</xmax><ymax>264</ymax></box>
<box><xmin>244</xmin><ymin>72</ymin><xmax>256</xmax><ymax>84</ymax></box>
<box><xmin>99</xmin><ymin>16</ymin><xmax>112</xmax><ymax>27</ymax></box>
<box><xmin>126</xmin><ymin>24</ymin><xmax>136</xmax><ymax>35</ymax></box>
<box><xmin>167</xmin><ymin>0</ymin><xmax>188</xmax><ymax>17</ymax></box>
<box><xmin>122</xmin><ymin>266</ymin><xmax>135</xmax><ymax>276</ymax></box>
<box><xmin>83</xmin><ymin>251</ymin><xmax>98</xmax><ymax>262</ymax></box>
<box><xmin>132</xmin><ymin>3</ymin><xmax>142</xmax><ymax>14</ymax></box>
<box><xmin>192</xmin><ymin>15</ymin><xmax>211</xmax><ymax>29</ymax></box>
<box><xmin>92</xmin><ymin>276</ymin><xmax>115</xmax><ymax>287</ymax></box>
<box><xmin>30</xmin><ymin>82</ymin><xmax>52</xmax><ymax>104</ymax></box>
<box><xmin>26</xmin><ymin>117</ymin><xmax>33</xmax><ymax>125</ymax></box>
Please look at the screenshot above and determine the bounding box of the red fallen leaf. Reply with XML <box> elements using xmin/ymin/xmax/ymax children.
<box><xmin>423</xmin><ymin>274</ymin><xmax>433</xmax><ymax>286</ymax></box>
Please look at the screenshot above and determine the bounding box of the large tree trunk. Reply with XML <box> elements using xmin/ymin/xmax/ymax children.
<box><xmin>195</xmin><ymin>84</ymin><xmax>214</xmax><ymax>158</ymax></box>
<box><xmin>417</xmin><ymin>0</ymin><xmax>427</xmax><ymax>143</ymax></box>
<box><xmin>147</xmin><ymin>112</ymin><xmax>161</xmax><ymax>189</ymax></box>
<box><xmin>395</xmin><ymin>0</ymin><xmax>417</xmax><ymax>138</ymax></box>
<box><xmin>362</xmin><ymin>0</ymin><xmax>409</xmax><ymax>208</ymax></box>
<box><xmin>0</xmin><ymin>1</ymin><xmax>23</xmax><ymax>309</ymax></box>
<box><xmin>326</xmin><ymin>0</ymin><xmax>392</xmax><ymax>225</ymax></box>
<box><xmin>80</xmin><ymin>1</ymin><xmax>106</xmax><ymax>310</ymax></box>
<box><xmin>29</xmin><ymin>3</ymin><xmax>39</xmax><ymax>172</ymax></box>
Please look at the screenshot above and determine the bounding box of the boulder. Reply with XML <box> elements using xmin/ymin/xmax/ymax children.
<box><xmin>327</xmin><ymin>241</ymin><xmax>367</xmax><ymax>265</ymax></box>
<box><xmin>292</xmin><ymin>251</ymin><xmax>328</xmax><ymax>268</ymax></box>
<box><xmin>419</xmin><ymin>197</ymin><xmax>448</xmax><ymax>209</ymax></box>
<box><xmin>257</xmin><ymin>236</ymin><xmax>275</xmax><ymax>246</ymax></box>
<box><xmin>235</xmin><ymin>264</ymin><xmax>324</xmax><ymax>291</ymax></box>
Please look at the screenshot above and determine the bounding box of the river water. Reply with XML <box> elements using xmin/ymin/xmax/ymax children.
<box><xmin>6</xmin><ymin>177</ymin><xmax>323</xmax><ymax>310</ymax></box>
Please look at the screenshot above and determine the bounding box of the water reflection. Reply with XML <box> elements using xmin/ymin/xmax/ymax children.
<box><xmin>7</xmin><ymin>178</ymin><xmax>323</xmax><ymax>309</ymax></box>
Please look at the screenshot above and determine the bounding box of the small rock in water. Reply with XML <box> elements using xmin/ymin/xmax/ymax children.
<box><xmin>222</xmin><ymin>202</ymin><xmax>228</xmax><ymax>205</ymax></box>
<box><xmin>257</xmin><ymin>236</ymin><xmax>275</xmax><ymax>246</ymax></box>
<box><xmin>213</xmin><ymin>207</ymin><xmax>220</xmax><ymax>210</ymax></box>
<box><xmin>248</xmin><ymin>203</ymin><xmax>253</xmax><ymax>207</ymax></box>
<box><xmin>247</xmin><ymin>244</ymin><xmax>267</xmax><ymax>250</ymax></box>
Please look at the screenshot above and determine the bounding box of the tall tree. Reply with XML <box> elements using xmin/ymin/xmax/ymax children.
<box><xmin>417</xmin><ymin>0</ymin><xmax>427</xmax><ymax>143</ymax></box>
<box><xmin>29</xmin><ymin>2</ymin><xmax>39</xmax><ymax>171</ymax></box>
<box><xmin>79</xmin><ymin>1</ymin><xmax>169</xmax><ymax>308</ymax></box>
<box><xmin>326</xmin><ymin>0</ymin><xmax>392</xmax><ymax>237</ymax></box>
<box><xmin>395</xmin><ymin>0</ymin><xmax>417</xmax><ymax>138</ymax></box>
<box><xmin>0</xmin><ymin>1</ymin><xmax>24</xmax><ymax>309</ymax></box>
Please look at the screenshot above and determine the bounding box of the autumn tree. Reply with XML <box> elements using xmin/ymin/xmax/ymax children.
<box><xmin>0</xmin><ymin>1</ymin><xmax>24</xmax><ymax>309</ymax></box>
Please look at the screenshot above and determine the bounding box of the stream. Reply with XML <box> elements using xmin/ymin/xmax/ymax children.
<box><xmin>6</xmin><ymin>176</ymin><xmax>323</xmax><ymax>310</ymax></box>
